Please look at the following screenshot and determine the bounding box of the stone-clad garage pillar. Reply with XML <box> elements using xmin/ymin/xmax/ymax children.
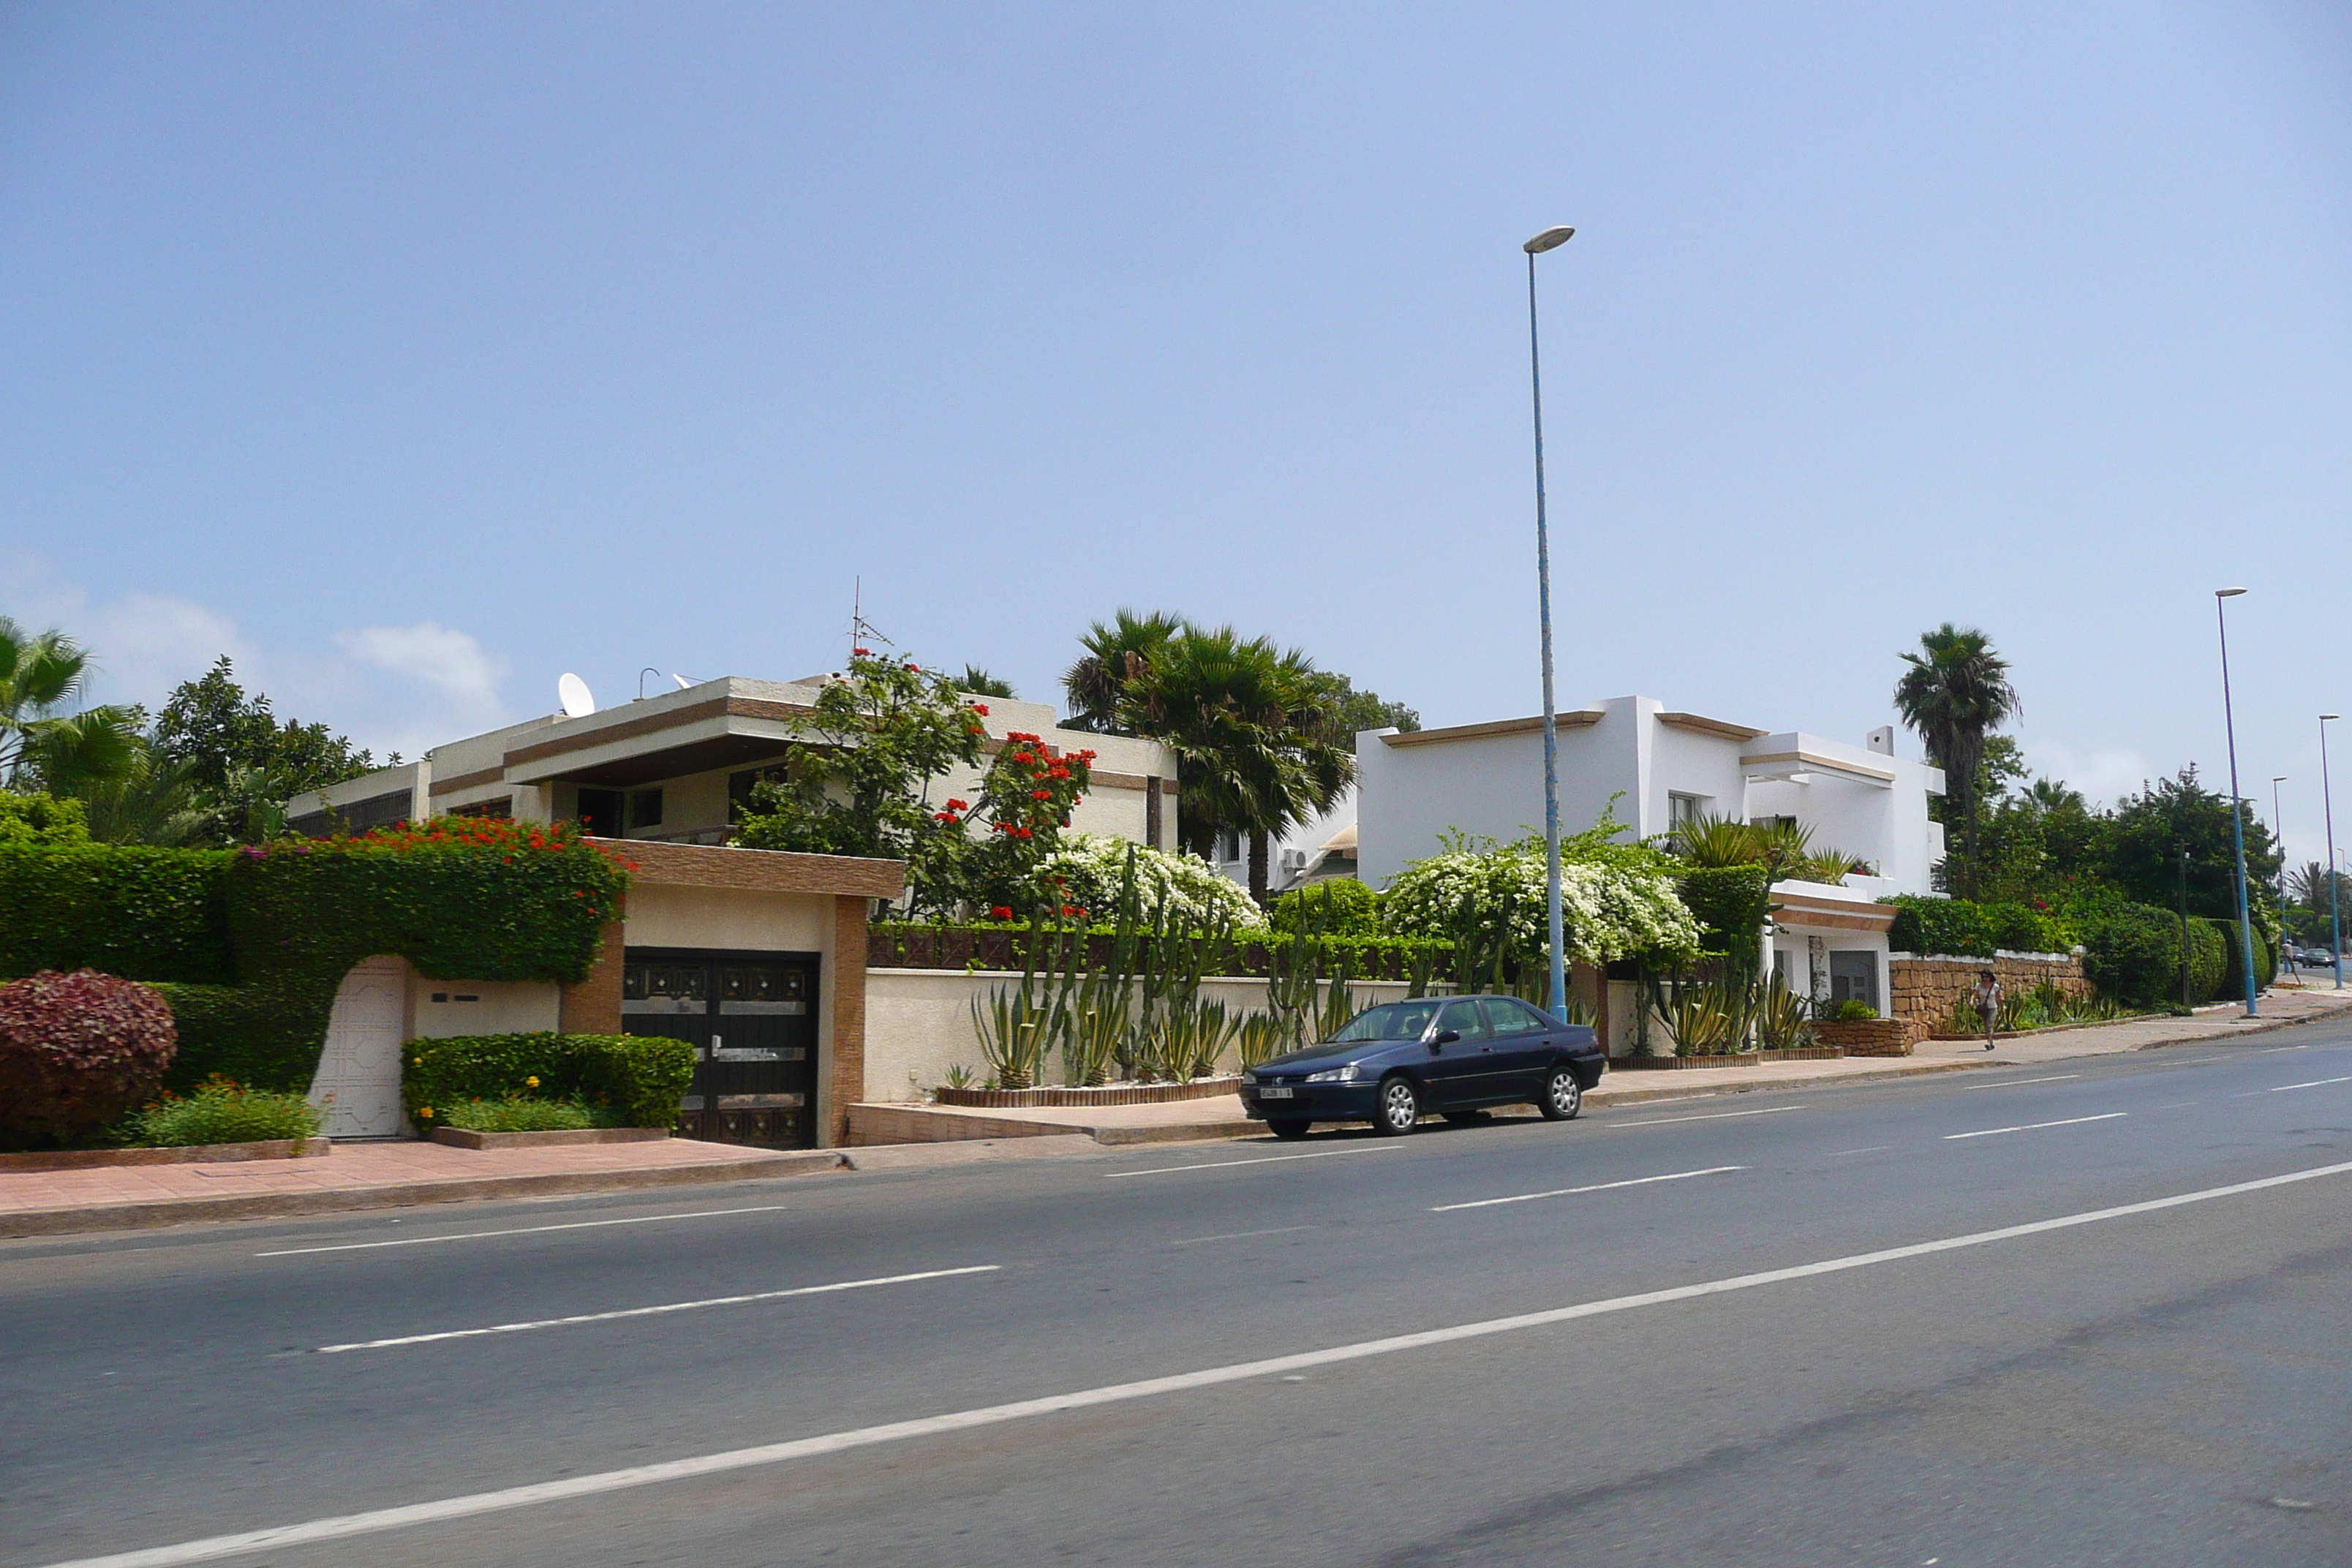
<box><xmin>829</xmin><ymin>894</ymin><xmax>870</xmax><ymax>1147</ymax></box>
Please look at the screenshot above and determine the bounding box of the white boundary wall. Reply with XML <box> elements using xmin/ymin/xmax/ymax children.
<box><xmin>862</xmin><ymin>969</ymin><xmax>1415</xmax><ymax>1104</ymax></box>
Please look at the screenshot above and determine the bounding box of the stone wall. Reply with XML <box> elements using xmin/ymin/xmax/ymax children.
<box><xmin>1889</xmin><ymin>951</ymin><xmax>2089</xmax><ymax>1028</ymax></box>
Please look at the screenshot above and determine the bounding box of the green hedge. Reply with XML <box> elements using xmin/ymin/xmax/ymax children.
<box><xmin>0</xmin><ymin>846</ymin><xmax>234</xmax><ymax>985</ymax></box>
<box><xmin>871</xmin><ymin>922</ymin><xmax>1452</xmax><ymax>982</ymax></box>
<box><xmin>0</xmin><ymin>820</ymin><xmax>629</xmax><ymax>1092</ymax></box>
<box><xmin>1268</xmin><ymin>879</ymin><xmax>1382</xmax><ymax>936</ymax></box>
<box><xmin>2078</xmin><ymin>902</ymin><xmax>2178</xmax><ymax>1005</ymax></box>
<box><xmin>1674</xmin><ymin>866</ymin><xmax>1771</xmax><ymax>977</ymax></box>
<box><xmin>2212</xmin><ymin>919</ymin><xmax>2277</xmax><ymax>1003</ymax></box>
<box><xmin>403</xmin><ymin>1033</ymin><xmax>696</xmax><ymax>1132</ymax></box>
<box><xmin>1888</xmin><ymin>895</ymin><xmax>1995</xmax><ymax>957</ymax></box>
<box><xmin>2184</xmin><ymin>916</ymin><xmax>2227</xmax><ymax>1004</ymax></box>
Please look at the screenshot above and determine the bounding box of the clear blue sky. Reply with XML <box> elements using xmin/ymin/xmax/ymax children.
<box><xmin>5</xmin><ymin>4</ymin><xmax>2349</xmax><ymax>864</ymax></box>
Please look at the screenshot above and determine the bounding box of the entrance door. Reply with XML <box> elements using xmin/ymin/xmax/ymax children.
<box><xmin>1828</xmin><ymin>951</ymin><xmax>1880</xmax><ymax>1013</ymax></box>
<box><xmin>312</xmin><ymin>955</ymin><xmax>408</xmax><ymax>1138</ymax></box>
<box><xmin>620</xmin><ymin>949</ymin><xmax>818</xmax><ymax>1148</ymax></box>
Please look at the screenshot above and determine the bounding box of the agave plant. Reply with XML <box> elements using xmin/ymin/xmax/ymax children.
<box><xmin>1647</xmin><ymin>969</ymin><xmax>1756</xmax><ymax>1055</ymax></box>
<box><xmin>969</xmin><ymin>908</ymin><xmax>1082</xmax><ymax>1089</ymax></box>
<box><xmin>1236</xmin><ymin>1011</ymin><xmax>1289</xmax><ymax>1070</ymax></box>
<box><xmin>1756</xmin><ymin>977</ymin><xmax>1814</xmax><ymax>1049</ymax></box>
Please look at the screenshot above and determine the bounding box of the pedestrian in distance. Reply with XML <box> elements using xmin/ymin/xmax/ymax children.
<box><xmin>1975</xmin><ymin>968</ymin><xmax>2002</xmax><ymax>1051</ymax></box>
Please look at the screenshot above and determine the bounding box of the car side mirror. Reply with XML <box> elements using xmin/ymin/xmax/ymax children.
<box><xmin>1430</xmin><ymin>1029</ymin><xmax>1460</xmax><ymax>1049</ymax></box>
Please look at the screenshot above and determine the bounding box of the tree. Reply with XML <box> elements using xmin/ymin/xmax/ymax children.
<box><xmin>1320</xmin><ymin>674</ymin><xmax>1420</xmax><ymax>736</ymax></box>
<box><xmin>1060</xmin><ymin>610</ymin><xmax>1183</xmax><ymax>735</ymax></box>
<box><xmin>956</xmin><ymin>666</ymin><xmax>1017</xmax><ymax>699</ymax></box>
<box><xmin>1892</xmin><ymin>624</ymin><xmax>2019</xmax><ymax>899</ymax></box>
<box><xmin>149</xmin><ymin>657</ymin><xmax>380</xmax><ymax>845</ymax></box>
<box><xmin>2101</xmin><ymin>767</ymin><xmax>2283</xmax><ymax>933</ymax></box>
<box><xmin>731</xmin><ymin>652</ymin><xmax>1091</xmax><ymax>916</ymax></box>
<box><xmin>1120</xmin><ymin>626</ymin><xmax>1353</xmax><ymax>904</ymax></box>
<box><xmin>0</xmin><ymin>618</ymin><xmax>139</xmax><ymax>794</ymax></box>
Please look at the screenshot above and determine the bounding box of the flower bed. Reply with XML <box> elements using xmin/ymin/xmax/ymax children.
<box><xmin>0</xmin><ymin>1137</ymin><xmax>330</xmax><ymax>1172</ymax></box>
<box><xmin>937</xmin><ymin>1077</ymin><xmax>1242</xmax><ymax>1107</ymax></box>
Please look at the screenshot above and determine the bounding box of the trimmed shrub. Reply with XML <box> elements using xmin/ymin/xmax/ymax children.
<box><xmin>2212</xmin><ymin>919</ymin><xmax>2278</xmax><ymax>1003</ymax></box>
<box><xmin>1674</xmin><ymin>866</ymin><xmax>1771</xmax><ymax>977</ymax></box>
<box><xmin>0</xmin><ymin>793</ymin><xmax>94</xmax><ymax>845</ymax></box>
<box><xmin>436</xmin><ymin>1095</ymin><xmax>607</xmax><ymax>1133</ymax></box>
<box><xmin>0</xmin><ymin>970</ymin><xmax>178</xmax><ymax>1147</ymax></box>
<box><xmin>404</xmin><ymin>1033</ymin><xmax>695</xmax><ymax>1133</ymax></box>
<box><xmin>2184</xmin><ymin>916</ymin><xmax>2227</xmax><ymax>1003</ymax></box>
<box><xmin>1982</xmin><ymin>901</ymin><xmax>2062</xmax><ymax>954</ymax></box>
<box><xmin>1269</xmin><ymin>879</ymin><xmax>1382</xmax><ymax>936</ymax></box>
<box><xmin>120</xmin><ymin>1077</ymin><xmax>322</xmax><ymax>1147</ymax></box>
<box><xmin>0</xmin><ymin>846</ymin><xmax>234</xmax><ymax>986</ymax></box>
<box><xmin>872</xmin><ymin>923</ymin><xmax>1452</xmax><ymax>983</ymax></box>
<box><xmin>2078</xmin><ymin>904</ymin><xmax>2179</xmax><ymax>1005</ymax></box>
<box><xmin>1887</xmin><ymin>896</ymin><xmax>1996</xmax><ymax>957</ymax></box>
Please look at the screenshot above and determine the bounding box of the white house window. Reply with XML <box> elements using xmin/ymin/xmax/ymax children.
<box><xmin>1754</xmin><ymin>815</ymin><xmax>1798</xmax><ymax>834</ymax></box>
<box><xmin>1668</xmin><ymin>792</ymin><xmax>1705</xmax><ymax>827</ymax></box>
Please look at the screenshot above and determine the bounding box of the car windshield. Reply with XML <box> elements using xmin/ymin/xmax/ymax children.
<box><xmin>1327</xmin><ymin>1000</ymin><xmax>1443</xmax><ymax>1043</ymax></box>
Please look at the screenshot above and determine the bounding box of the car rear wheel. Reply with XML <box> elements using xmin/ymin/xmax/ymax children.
<box><xmin>1373</xmin><ymin>1074</ymin><xmax>1421</xmax><ymax>1136</ymax></box>
<box><xmin>1267</xmin><ymin>1118</ymin><xmax>1311</xmax><ymax>1140</ymax></box>
<box><xmin>1537</xmin><ymin>1065</ymin><xmax>1583</xmax><ymax>1121</ymax></box>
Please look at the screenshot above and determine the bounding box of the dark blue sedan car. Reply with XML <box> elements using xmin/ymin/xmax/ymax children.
<box><xmin>1239</xmin><ymin>994</ymin><xmax>1605</xmax><ymax>1139</ymax></box>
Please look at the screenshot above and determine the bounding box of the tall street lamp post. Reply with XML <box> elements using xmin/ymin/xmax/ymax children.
<box><xmin>2273</xmin><ymin>775</ymin><xmax>2290</xmax><ymax>976</ymax></box>
<box><xmin>2324</xmin><ymin>714</ymin><xmax>2343</xmax><ymax>990</ymax></box>
<box><xmin>1524</xmin><ymin>223</ymin><xmax>1575</xmax><ymax>1020</ymax></box>
<box><xmin>2215</xmin><ymin>588</ymin><xmax>2258</xmax><ymax>1017</ymax></box>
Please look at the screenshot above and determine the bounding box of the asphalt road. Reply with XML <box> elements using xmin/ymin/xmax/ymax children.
<box><xmin>11</xmin><ymin>1014</ymin><xmax>2352</xmax><ymax>1568</ymax></box>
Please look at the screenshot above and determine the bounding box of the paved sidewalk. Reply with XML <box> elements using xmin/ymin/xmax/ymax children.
<box><xmin>0</xmin><ymin>1136</ymin><xmax>843</xmax><ymax>1238</ymax></box>
<box><xmin>848</xmin><ymin>985</ymin><xmax>2352</xmax><ymax>1145</ymax></box>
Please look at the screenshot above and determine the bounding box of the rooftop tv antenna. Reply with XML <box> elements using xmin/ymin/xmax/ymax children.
<box><xmin>848</xmin><ymin>576</ymin><xmax>892</xmax><ymax>661</ymax></box>
<box><xmin>558</xmin><ymin>672</ymin><xmax>596</xmax><ymax>718</ymax></box>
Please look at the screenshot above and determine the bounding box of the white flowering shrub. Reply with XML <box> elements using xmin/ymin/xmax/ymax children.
<box><xmin>1030</xmin><ymin>834</ymin><xmax>1270</xmax><ymax>932</ymax></box>
<box><xmin>1382</xmin><ymin>834</ymin><xmax>1702</xmax><ymax>968</ymax></box>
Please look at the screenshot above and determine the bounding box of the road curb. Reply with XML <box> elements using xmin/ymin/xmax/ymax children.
<box><xmin>0</xmin><ymin>1150</ymin><xmax>848</xmax><ymax>1239</ymax></box>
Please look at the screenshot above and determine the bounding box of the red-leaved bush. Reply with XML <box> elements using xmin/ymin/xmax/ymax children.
<box><xmin>0</xmin><ymin>970</ymin><xmax>178</xmax><ymax>1145</ymax></box>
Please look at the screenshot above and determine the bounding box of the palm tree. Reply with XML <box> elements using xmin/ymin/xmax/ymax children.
<box><xmin>1121</xmin><ymin>626</ymin><xmax>1353</xmax><ymax>904</ymax></box>
<box><xmin>0</xmin><ymin>619</ymin><xmax>138</xmax><ymax>793</ymax></box>
<box><xmin>1893</xmin><ymin>624</ymin><xmax>2019</xmax><ymax>900</ymax></box>
<box><xmin>956</xmin><ymin>666</ymin><xmax>1016</xmax><ymax>699</ymax></box>
<box><xmin>1061</xmin><ymin>610</ymin><xmax>1183</xmax><ymax>735</ymax></box>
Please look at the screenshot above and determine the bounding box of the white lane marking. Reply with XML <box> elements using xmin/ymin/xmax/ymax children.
<box><xmin>256</xmin><ymin>1206</ymin><xmax>793</xmax><ymax>1257</ymax></box>
<box><xmin>1170</xmin><ymin>1226</ymin><xmax>1312</xmax><ymax>1247</ymax></box>
<box><xmin>1608</xmin><ymin>1105</ymin><xmax>1804</xmax><ymax>1128</ymax></box>
<box><xmin>1826</xmin><ymin>1146</ymin><xmax>1892</xmax><ymax>1156</ymax></box>
<box><xmin>60</xmin><ymin>1158</ymin><xmax>2352</xmax><ymax>1568</ymax></box>
<box><xmin>314</xmin><ymin>1267</ymin><xmax>998</xmax><ymax>1353</ymax></box>
<box><xmin>1945</xmin><ymin>1112</ymin><xmax>2127</xmax><ymax>1141</ymax></box>
<box><xmin>2272</xmin><ymin>1076</ymin><xmax>2352</xmax><ymax>1093</ymax></box>
<box><xmin>1431</xmin><ymin>1165</ymin><xmax>1745</xmax><ymax>1213</ymax></box>
<box><xmin>1962</xmin><ymin>1074</ymin><xmax>2081</xmax><ymax>1090</ymax></box>
<box><xmin>1107</xmin><ymin>1145</ymin><xmax>1406</xmax><ymax>1178</ymax></box>
<box><xmin>2156</xmin><ymin>1102</ymin><xmax>2201</xmax><ymax>1109</ymax></box>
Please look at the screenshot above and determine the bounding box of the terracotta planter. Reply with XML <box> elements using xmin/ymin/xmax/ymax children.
<box><xmin>1613</xmin><ymin>1053</ymin><xmax>1763</xmax><ymax>1071</ymax></box>
<box><xmin>937</xmin><ymin>1077</ymin><xmax>1243</xmax><ymax>1107</ymax></box>
<box><xmin>0</xmin><ymin>1137</ymin><xmax>332</xmax><ymax>1172</ymax></box>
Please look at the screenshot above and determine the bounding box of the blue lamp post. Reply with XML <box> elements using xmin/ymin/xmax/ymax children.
<box><xmin>2323</xmin><ymin>714</ymin><xmax>2342</xmax><ymax>990</ymax></box>
<box><xmin>2215</xmin><ymin>587</ymin><xmax>2258</xmax><ymax>1017</ymax></box>
<box><xmin>1524</xmin><ymin>223</ymin><xmax>1576</xmax><ymax>1020</ymax></box>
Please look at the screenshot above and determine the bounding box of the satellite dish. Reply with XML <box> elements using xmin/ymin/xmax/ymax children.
<box><xmin>558</xmin><ymin>673</ymin><xmax>596</xmax><ymax>718</ymax></box>
<box><xmin>672</xmin><ymin>673</ymin><xmax>696</xmax><ymax>690</ymax></box>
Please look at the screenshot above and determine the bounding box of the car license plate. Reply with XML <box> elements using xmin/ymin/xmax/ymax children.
<box><xmin>1259</xmin><ymin>1085</ymin><xmax>1294</xmax><ymax>1099</ymax></box>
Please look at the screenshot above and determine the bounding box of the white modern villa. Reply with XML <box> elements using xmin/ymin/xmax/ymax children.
<box><xmin>1354</xmin><ymin>695</ymin><xmax>1947</xmax><ymax>1037</ymax></box>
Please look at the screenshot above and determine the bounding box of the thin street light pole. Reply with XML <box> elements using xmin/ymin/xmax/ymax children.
<box><xmin>2324</xmin><ymin>715</ymin><xmax>2342</xmax><ymax>990</ymax></box>
<box><xmin>2215</xmin><ymin>588</ymin><xmax>2258</xmax><ymax>1017</ymax></box>
<box><xmin>2273</xmin><ymin>775</ymin><xmax>2290</xmax><ymax>976</ymax></box>
<box><xmin>1523</xmin><ymin>224</ymin><xmax>1575</xmax><ymax>1021</ymax></box>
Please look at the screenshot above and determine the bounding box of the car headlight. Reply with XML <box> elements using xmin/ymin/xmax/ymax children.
<box><xmin>1303</xmin><ymin>1063</ymin><xmax>1360</xmax><ymax>1084</ymax></box>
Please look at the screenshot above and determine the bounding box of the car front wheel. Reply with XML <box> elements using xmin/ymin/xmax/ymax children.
<box><xmin>1537</xmin><ymin>1065</ymin><xmax>1583</xmax><ymax>1121</ymax></box>
<box><xmin>1373</xmin><ymin>1074</ymin><xmax>1421</xmax><ymax>1136</ymax></box>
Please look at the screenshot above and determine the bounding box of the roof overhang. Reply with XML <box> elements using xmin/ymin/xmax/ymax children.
<box><xmin>607</xmin><ymin>838</ymin><xmax>905</xmax><ymax>899</ymax></box>
<box><xmin>1380</xmin><ymin>711</ymin><xmax>1603</xmax><ymax>747</ymax></box>
<box><xmin>1741</xmin><ymin>745</ymin><xmax>1897</xmax><ymax>788</ymax></box>
<box><xmin>1657</xmin><ymin>711</ymin><xmax>1766</xmax><ymax>742</ymax></box>
<box><xmin>1769</xmin><ymin>883</ymin><xmax>1897</xmax><ymax>933</ymax></box>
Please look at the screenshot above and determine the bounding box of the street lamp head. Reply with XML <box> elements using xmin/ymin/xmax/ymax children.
<box><xmin>2324</xmin><ymin>714</ymin><xmax>2341</xmax><ymax>723</ymax></box>
<box><xmin>1523</xmin><ymin>226</ymin><xmax>1577</xmax><ymax>255</ymax></box>
<box><xmin>2216</xmin><ymin>587</ymin><xmax>2248</xmax><ymax>598</ymax></box>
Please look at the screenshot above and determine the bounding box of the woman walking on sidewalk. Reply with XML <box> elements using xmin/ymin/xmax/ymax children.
<box><xmin>1975</xmin><ymin>969</ymin><xmax>2002</xmax><ymax>1051</ymax></box>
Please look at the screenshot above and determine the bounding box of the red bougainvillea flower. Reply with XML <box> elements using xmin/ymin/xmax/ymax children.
<box><xmin>990</xmin><ymin>905</ymin><xmax>1014</xmax><ymax>920</ymax></box>
<box><xmin>970</xmin><ymin>703</ymin><xmax>990</xmax><ymax>716</ymax></box>
<box><xmin>1031</xmin><ymin>789</ymin><xmax>1051</xmax><ymax>801</ymax></box>
<box><xmin>946</xmin><ymin>799</ymin><xmax>970</xmax><ymax>813</ymax></box>
<box><xmin>853</xmin><ymin>647</ymin><xmax>870</xmax><ymax>655</ymax></box>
